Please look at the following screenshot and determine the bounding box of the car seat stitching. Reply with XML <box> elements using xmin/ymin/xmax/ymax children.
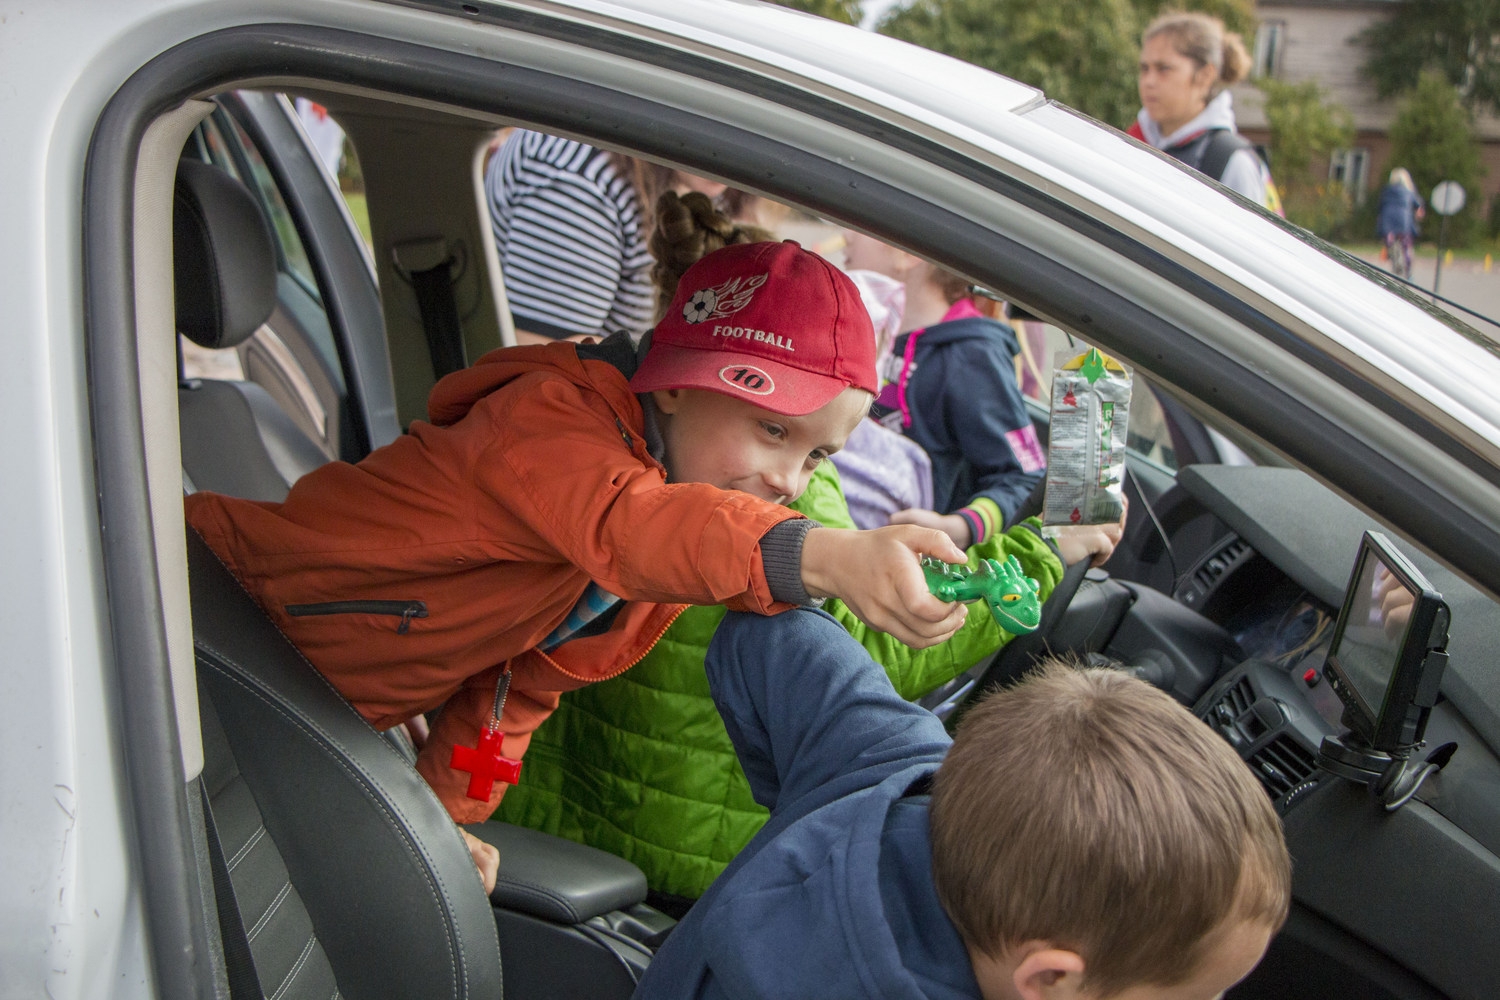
<box><xmin>202</xmin><ymin>653</ymin><xmax>466</xmax><ymax>993</ymax></box>
<box><xmin>196</xmin><ymin>654</ymin><xmax>465</xmax><ymax>1000</ymax></box>
<box><xmin>192</xmin><ymin>537</ymin><xmax>479</xmax><ymax>999</ymax></box>
<box><xmin>227</xmin><ymin>823</ymin><xmax>267</xmax><ymax>872</ymax></box>
<box><xmin>268</xmin><ymin>932</ymin><xmax>317</xmax><ymax>1000</ymax></box>
<box><xmin>246</xmin><ymin>879</ymin><xmax>292</xmax><ymax>942</ymax></box>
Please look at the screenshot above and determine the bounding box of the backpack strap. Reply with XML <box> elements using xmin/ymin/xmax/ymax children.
<box><xmin>1200</xmin><ymin>129</ymin><xmax>1254</xmax><ymax>182</ymax></box>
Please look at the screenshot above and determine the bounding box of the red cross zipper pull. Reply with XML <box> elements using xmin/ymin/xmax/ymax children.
<box><xmin>450</xmin><ymin>723</ymin><xmax>523</xmax><ymax>801</ymax></box>
<box><xmin>449</xmin><ymin>668</ymin><xmax>522</xmax><ymax>801</ymax></box>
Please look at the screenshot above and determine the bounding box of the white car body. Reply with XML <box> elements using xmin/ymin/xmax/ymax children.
<box><xmin>3</xmin><ymin>2</ymin><xmax>1498</xmax><ymax>998</ymax></box>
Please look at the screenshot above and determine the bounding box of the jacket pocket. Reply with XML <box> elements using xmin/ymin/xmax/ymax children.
<box><xmin>284</xmin><ymin>600</ymin><xmax>428</xmax><ymax>634</ymax></box>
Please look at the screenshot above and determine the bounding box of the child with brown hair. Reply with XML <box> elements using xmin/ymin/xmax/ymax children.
<box><xmin>636</xmin><ymin>609</ymin><xmax>1290</xmax><ymax>1000</ymax></box>
<box><xmin>185</xmin><ymin>236</ymin><xmax>972</xmax><ymax>887</ymax></box>
<box><xmin>1130</xmin><ymin>11</ymin><xmax>1281</xmax><ymax>213</ymax></box>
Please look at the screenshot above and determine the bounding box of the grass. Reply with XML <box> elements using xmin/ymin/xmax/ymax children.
<box><xmin>341</xmin><ymin>190</ymin><xmax>373</xmax><ymax>250</ymax></box>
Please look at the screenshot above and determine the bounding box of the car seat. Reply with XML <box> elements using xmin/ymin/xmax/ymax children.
<box><xmin>177</xmin><ymin>160</ymin><xmax>673</xmax><ymax>999</ymax></box>
<box><xmin>174</xmin><ymin>158</ymin><xmax>331</xmax><ymax>501</ymax></box>
<box><xmin>191</xmin><ymin>529</ymin><xmax>674</xmax><ymax>999</ymax></box>
<box><xmin>190</xmin><ymin>527</ymin><xmax>505</xmax><ymax>998</ymax></box>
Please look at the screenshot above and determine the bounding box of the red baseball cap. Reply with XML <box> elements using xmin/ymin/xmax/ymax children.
<box><xmin>630</xmin><ymin>240</ymin><xmax>878</xmax><ymax>416</ymax></box>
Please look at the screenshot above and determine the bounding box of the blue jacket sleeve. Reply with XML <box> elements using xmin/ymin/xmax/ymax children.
<box><xmin>704</xmin><ymin>609</ymin><xmax>951</xmax><ymax>814</ymax></box>
<box><xmin>942</xmin><ymin>338</ymin><xmax>1044</xmax><ymax>523</ymax></box>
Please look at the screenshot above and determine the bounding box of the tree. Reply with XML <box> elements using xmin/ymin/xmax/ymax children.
<box><xmin>876</xmin><ymin>0</ymin><xmax>1257</xmax><ymax>129</ymax></box>
<box><xmin>770</xmin><ymin>0</ymin><xmax>862</xmax><ymax>25</ymax></box>
<box><xmin>1386</xmin><ymin>70</ymin><xmax>1486</xmax><ymax>245</ymax></box>
<box><xmin>1255</xmin><ymin>79</ymin><xmax>1354</xmax><ymax>235</ymax></box>
<box><xmin>1128</xmin><ymin>0</ymin><xmax>1256</xmax><ymax>41</ymax></box>
<box><xmin>1258</xmin><ymin>80</ymin><xmax>1353</xmax><ymax>186</ymax></box>
<box><xmin>879</xmin><ymin>0</ymin><xmax>1141</xmax><ymax>127</ymax></box>
<box><xmin>1360</xmin><ymin>0</ymin><xmax>1500</xmax><ymax>118</ymax></box>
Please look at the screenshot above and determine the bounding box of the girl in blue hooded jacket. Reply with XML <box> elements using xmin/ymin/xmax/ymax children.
<box><xmin>844</xmin><ymin>230</ymin><xmax>1046</xmax><ymax>550</ymax></box>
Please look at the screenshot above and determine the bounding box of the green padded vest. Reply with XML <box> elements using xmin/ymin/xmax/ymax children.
<box><xmin>492</xmin><ymin>461</ymin><xmax>1062</xmax><ymax>898</ymax></box>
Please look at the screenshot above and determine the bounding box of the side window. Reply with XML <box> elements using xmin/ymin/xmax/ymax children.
<box><xmin>1013</xmin><ymin>319</ymin><xmax>1180</xmax><ymax>471</ymax></box>
<box><xmin>821</xmin><ymin>225</ymin><xmax>1189</xmax><ymax>473</ymax></box>
<box><xmin>177</xmin><ymin>108</ymin><xmax>345</xmax><ymax>462</ymax></box>
<box><xmin>1329</xmin><ymin>148</ymin><xmax>1372</xmax><ymax>204</ymax></box>
<box><xmin>1252</xmin><ymin>20</ymin><xmax>1286</xmax><ymax>79</ymax></box>
<box><xmin>224</xmin><ymin>114</ymin><xmax>320</xmax><ymax>299</ymax></box>
<box><xmin>291</xmin><ymin>97</ymin><xmax>372</xmax><ymax>251</ymax></box>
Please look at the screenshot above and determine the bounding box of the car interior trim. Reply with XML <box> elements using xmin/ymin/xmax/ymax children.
<box><xmin>138</xmin><ymin>100</ymin><xmax>217</xmax><ymax>784</ymax></box>
<box><xmin>85</xmin><ymin>75</ymin><xmax>220</xmax><ymax>1000</ymax></box>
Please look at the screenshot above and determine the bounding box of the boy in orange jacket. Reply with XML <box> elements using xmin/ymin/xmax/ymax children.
<box><xmin>186</xmin><ymin>240</ymin><xmax>972</xmax><ymax>885</ymax></box>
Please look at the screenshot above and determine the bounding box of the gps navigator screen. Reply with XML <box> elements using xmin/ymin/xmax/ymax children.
<box><xmin>1329</xmin><ymin>549</ymin><xmax>1417</xmax><ymax>720</ymax></box>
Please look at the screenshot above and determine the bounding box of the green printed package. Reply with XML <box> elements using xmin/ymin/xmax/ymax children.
<box><xmin>1043</xmin><ymin>347</ymin><xmax>1131</xmax><ymax>526</ymax></box>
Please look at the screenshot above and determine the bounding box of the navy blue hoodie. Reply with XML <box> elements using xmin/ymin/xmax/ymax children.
<box><xmin>884</xmin><ymin>315</ymin><xmax>1043</xmax><ymax>524</ymax></box>
<box><xmin>1376</xmin><ymin>183</ymin><xmax>1423</xmax><ymax>240</ymax></box>
<box><xmin>634</xmin><ymin>610</ymin><xmax>982</xmax><ymax>1000</ymax></box>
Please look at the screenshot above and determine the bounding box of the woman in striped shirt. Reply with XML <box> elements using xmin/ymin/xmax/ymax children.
<box><xmin>485</xmin><ymin>130</ymin><xmax>731</xmax><ymax>345</ymax></box>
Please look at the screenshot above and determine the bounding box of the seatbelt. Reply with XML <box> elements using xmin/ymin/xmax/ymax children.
<box><xmin>200</xmin><ymin>783</ymin><xmax>266</xmax><ymax>1000</ymax></box>
<box><xmin>394</xmin><ymin>237</ymin><xmax>467</xmax><ymax>380</ymax></box>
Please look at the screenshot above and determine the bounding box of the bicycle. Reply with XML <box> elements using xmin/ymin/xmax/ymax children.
<box><xmin>1384</xmin><ymin>231</ymin><xmax>1414</xmax><ymax>281</ymax></box>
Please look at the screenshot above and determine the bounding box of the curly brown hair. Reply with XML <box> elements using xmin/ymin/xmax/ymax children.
<box><xmin>649</xmin><ymin>191</ymin><xmax>775</xmax><ymax>321</ymax></box>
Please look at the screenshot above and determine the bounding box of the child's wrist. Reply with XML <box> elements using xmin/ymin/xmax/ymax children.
<box><xmin>955</xmin><ymin>499</ymin><xmax>1002</xmax><ymax>547</ymax></box>
<box><xmin>954</xmin><ymin>509</ymin><xmax>982</xmax><ymax>548</ymax></box>
<box><xmin>798</xmin><ymin>526</ymin><xmax>839</xmax><ymax>600</ymax></box>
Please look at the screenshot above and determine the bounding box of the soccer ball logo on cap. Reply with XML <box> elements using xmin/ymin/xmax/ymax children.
<box><xmin>629</xmin><ymin>240</ymin><xmax>878</xmax><ymax>416</ymax></box>
<box><xmin>682</xmin><ymin>275</ymin><xmax>768</xmax><ymax>324</ymax></box>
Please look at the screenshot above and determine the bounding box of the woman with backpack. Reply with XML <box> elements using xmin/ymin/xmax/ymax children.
<box><xmin>1129</xmin><ymin>11</ymin><xmax>1283</xmax><ymax>215</ymax></box>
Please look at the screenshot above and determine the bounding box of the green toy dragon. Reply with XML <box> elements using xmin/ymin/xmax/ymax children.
<box><xmin>921</xmin><ymin>555</ymin><xmax>1042</xmax><ymax>635</ymax></box>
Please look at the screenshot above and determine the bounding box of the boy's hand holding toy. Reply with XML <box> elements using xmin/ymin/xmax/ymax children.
<box><xmin>801</xmin><ymin>525</ymin><xmax>969</xmax><ymax>649</ymax></box>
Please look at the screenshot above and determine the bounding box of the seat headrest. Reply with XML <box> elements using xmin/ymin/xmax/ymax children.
<box><xmin>173</xmin><ymin>159</ymin><xmax>278</xmax><ymax>350</ymax></box>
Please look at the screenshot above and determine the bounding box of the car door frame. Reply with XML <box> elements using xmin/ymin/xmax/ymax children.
<box><xmin>83</xmin><ymin>14</ymin><xmax>1500</xmax><ymax>998</ymax></box>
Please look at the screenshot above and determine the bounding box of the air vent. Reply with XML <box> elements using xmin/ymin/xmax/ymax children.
<box><xmin>1191</xmin><ymin>538</ymin><xmax>1251</xmax><ymax>593</ymax></box>
<box><xmin>1222</xmin><ymin>676</ymin><xmax>1253</xmax><ymax>718</ymax></box>
<box><xmin>1176</xmin><ymin>537</ymin><xmax>1253</xmax><ymax>607</ymax></box>
<box><xmin>1206</xmin><ymin>676</ymin><xmax>1257</xmax><ymax>746</ymax></box>
<box><xmin>1249</xmin><ymin>735</ymin><xmax>1318</xmax><ymax>800</ymax></box>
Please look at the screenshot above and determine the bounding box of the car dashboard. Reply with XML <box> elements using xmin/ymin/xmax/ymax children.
<box><xmin>1049</xmin><ymin>462</ymin><xmax>1500</xmax><ymax>998</ymax></box>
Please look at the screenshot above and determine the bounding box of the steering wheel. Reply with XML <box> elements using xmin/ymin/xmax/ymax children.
<box><xmin>945</xmin><ymin>555</ymin><xmax>1094</xmax><ymax>723</ymax></box>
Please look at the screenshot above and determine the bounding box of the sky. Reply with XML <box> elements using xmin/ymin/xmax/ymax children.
<box><xmin>858</xmin><ymin>0</ymin><xmax>905</xmax><ymax>30</ymax></box>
